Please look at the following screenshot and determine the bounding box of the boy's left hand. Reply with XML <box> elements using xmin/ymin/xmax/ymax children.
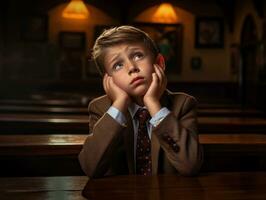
<box><xmin>143</xmin><ymin>64</ymin><xmax>167</xmax><ymax>116</ymax></box>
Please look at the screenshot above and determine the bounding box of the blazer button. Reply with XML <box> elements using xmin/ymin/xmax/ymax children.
<box><xmin>172</xmin><ymin>143</ymin><xmax>179</xmax><ymax>153</ymax></box>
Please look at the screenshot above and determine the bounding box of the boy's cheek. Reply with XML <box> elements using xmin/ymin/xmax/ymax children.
<box><xmin>113</xmin><ymin>79</ymin><xmax>127</xmax><ymax>91</ymax></box>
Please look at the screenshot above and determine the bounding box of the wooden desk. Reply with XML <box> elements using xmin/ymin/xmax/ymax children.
<box><xmin>0</xmin><ymin>176</ymin><xmax>87</xmax><ymax>200</ymax></box>
<box><xmin>1</xmin><ymin>172</ymin><xmax>266</xmax><ymax>200</ymax></box>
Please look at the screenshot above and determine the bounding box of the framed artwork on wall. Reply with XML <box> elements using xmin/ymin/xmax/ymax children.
<box><xmin>133</xmin><ymin>22</ymin><xmax>183</xmax><ymax>75</ymax></box>
<box><xmin>195</xmin><ymin>17</ymin><xmax>224</xmax><ymax>48</ymax></box>
<box><xmin>21</xmin><ymin>15</ymin><xmax>48</xmax><ymax>42</ymax></box>
<box><xmin>58</xmin><ymin>32</ymin><xmax>86</xmax><ymax>80</ymax></box>
<box><xmin>59</xmin><ymin>32</ymin><xmax>86</xmax><ymax>50</ymax></box>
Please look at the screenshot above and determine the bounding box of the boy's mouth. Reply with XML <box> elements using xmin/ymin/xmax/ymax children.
<box><xmin>130</xmin><ymin>76</ymin><xmax>144</xmax><ymax>85</ymax></box>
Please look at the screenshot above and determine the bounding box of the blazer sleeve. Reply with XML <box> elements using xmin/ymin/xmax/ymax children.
<box><xmin>152</xmin><ymin>95</ymin><xmax>203</xmax><ymax>176</ymax></box>
<box><xmin>78</xmin><ymin>100</ymin><xmax>126</xmax><ymax>178</ymax></box>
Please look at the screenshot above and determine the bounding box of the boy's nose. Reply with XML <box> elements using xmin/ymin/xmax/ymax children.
<box><xmin>128</xmin><ymin>65</ymin><xmax>140</xmax><ymax>75</ymax></box>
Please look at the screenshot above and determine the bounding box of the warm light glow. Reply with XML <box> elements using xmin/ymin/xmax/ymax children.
<box><xmin>152</xmin><ymin>3</ymin><xmax>178</xmax><ymax>23</ymax></box>
<box><xmin>62</xmin><ymin>0</ymin><xmax>89</xmax><ymax>19</ymax></box>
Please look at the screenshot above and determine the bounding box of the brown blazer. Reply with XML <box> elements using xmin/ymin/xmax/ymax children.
<box><xmin>79</xmin><ymin>90</ymin><xmax>203</xmax><ymax>178</ymax></box>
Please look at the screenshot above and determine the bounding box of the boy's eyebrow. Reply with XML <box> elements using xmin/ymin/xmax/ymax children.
<box><xmin>127</xmin><ymin>46</ymin><xmax>143</xmax><ymax>52</ymax></box>
<box><xmin>108</xmin><ymin>54</ymin><xmax>120</xmax><ymax>64</ymax></box>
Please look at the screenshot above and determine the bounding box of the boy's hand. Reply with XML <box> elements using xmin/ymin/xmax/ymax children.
<box><xmin>143</xmin><ymin>64</ymin><xmax>167</xmax><ymax>116</ymax></box>
<box><xmin>103</xmin><ymin>74</ymin><xmax>131</xmax><ymax>113</ymax></box>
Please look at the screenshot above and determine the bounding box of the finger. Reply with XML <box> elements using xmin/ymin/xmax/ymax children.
<box><xmin>156</xmin><ymin>64</ymin><xmax>167</xmax><ymax>88</ymax></box>
<box><xmin>155</xmin><ymin>64</ymin><xmax>167</xmax><ymax>95</ymax></box>
<box><xmin>152</xmin><ymin>72</ymin><xmax>158</xmax><ymax>87</ymax></box>
<box><xmin>154</xmin><ymin>64</ymin><xmax>162</xmax><ymax>85</ymax></box>
<box><xmin>157</xmin><ymin>63</ymin><xmax>165</xmax><ymax>76</ymax></box>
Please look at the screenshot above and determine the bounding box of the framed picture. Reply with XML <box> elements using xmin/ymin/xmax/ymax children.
<box><xmin>59</xmin><ymin>32</ymin><xmax>86</xmax><ymax>50</ymax></box>
<box><xmin>195</xmin><ymin>17</ymin><xmax>224</xmax><ymax>48</ymax></box>
<box><xmin>134</xmin><ymin>22</ymin><xmax>183</xmax><ymax>74</ymax></box>
<box><xmin>21</xmin><ymin>15</ymin><xmax>48</xmax><ymax>42</ymax></box>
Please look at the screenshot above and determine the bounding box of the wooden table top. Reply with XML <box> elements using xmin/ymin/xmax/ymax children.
<box><xmin>1</xmin><ymin>172</ymin><xmax>266</xmax><ymax>200</ymax></box>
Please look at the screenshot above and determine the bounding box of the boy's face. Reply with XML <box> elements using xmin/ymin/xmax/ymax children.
<box><xmin>103</xmin><ymin>43</ymin><xmax>156</xmax><ymax>97</ymax></box>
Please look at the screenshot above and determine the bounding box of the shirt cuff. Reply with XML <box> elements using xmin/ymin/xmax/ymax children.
<box><xmin>107</xmin><ymin>106</ymin><xmax>127</xmax><ymax>126</ymax></box>
<box><xmin>149</xmin><ymin>107</ymin><xmax>171</xmax><ymax>127</ymax></box>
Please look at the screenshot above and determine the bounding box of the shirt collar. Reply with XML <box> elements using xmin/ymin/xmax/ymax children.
<box><xmin>128</xmin><ymin>103</ymin><xmax>143</xmax><ymax>119</ymax></box>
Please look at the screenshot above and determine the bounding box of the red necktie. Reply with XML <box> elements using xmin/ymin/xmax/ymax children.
<box><xmin>135</xmin><ymin>108</ymin><xmax>152</xmax><ymax>175</ymax></box>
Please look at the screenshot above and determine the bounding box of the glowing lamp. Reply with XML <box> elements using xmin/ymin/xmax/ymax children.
<box><xmin>152</xmin><ymin>3</ymin><xmax>178</xmax><ymax>23</ymax></box>
<box><xmin>62</xmin><ymin>0</ymin><xmax>89</xmax><ymax>19</ymax></box>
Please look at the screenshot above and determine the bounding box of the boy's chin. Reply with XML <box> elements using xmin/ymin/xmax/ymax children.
<box><xmin>129</xmin><ymin>88</ymin><xmax>148</xmax><ymax>97</ymax></box>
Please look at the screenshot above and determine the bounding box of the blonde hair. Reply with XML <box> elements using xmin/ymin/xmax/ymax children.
<box><xmin>92</xmin><ymin>25</ymin><xmax>159</xmax><ymax>76</ymax></box>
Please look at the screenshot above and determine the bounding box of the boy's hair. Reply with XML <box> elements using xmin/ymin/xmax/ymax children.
<box><xmin>92</xmin><ymin>25</ymin><xmax>159</xmax><ymax>76</ymax></box>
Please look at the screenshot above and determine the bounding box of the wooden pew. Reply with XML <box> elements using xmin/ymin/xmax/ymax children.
<box><xmin>0</xmin><ymin>134</ymin><xmax>266</xmax><ymax>176</ymax></box>
<box><xmin>1</xmin><ymin>113</ymin><xmax>266</xmax><ymax>134</ymax></box>
<box><xmin>0</xmin><ymin>105</ymin><xmax>88</xmax><ymax>114</ymax></box>
<box><xmin>0</xmin><ymin>113</ymin><xmax>89</xmax><ymax>134</ymax></box>
<box><xmin>2</xmin><ymin>96</ymin><xmax>264</xmax><ymax>117</ymax></box>
<box><xmin>199</xmin><ymin>116</ymin><xmax>266</xmax><ymax>133</ymax></box>
<box><xmin>2</xmin><ymin>104</ymin><xmax>265</xmax><ymax>118</ymax></box>
<box><xmin>198</xmin><ymin>108</ymin><xmax>266</xmax><ymax>117</ymax></box>
<box><xmin>1</xmin><ymin>134</ymin><xmax>265</xmax><ymax>155</ymax></box>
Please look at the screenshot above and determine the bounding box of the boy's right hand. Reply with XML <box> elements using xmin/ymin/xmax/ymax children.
<box><xmin>103</xmin><ymin>74</ymin><xmax>131</xmax><ymax>113</ymax></box>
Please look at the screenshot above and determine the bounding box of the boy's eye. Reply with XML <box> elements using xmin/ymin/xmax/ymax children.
<box><xmin>133</xmin><ymin>52</ymin><xmax>144</xmax><ymax>61</ymax></box>
<box><xmin>113</xmin><ymin>63</ymin><xmax>123</xmax><ymax>71</ymax></box>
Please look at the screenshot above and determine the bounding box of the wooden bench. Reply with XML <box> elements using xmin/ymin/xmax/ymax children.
<box><xmin>1</xmin><ymin>134</ymin><xmax>266</xmax><ymax>155</ymax></box>
<box><xmin>198</xmin><ymin>116</ymin><xmax>266</xmax><ymax>133</ymax></box>
<box><xmin>0</xmin><ymin>134</ymin><xmax>266</xmax><ymax>176</ymax></box>
<box><xmin>0</xmin><ymin>113</ymin><xmax>89</xmax><ymax>134</ymax></box>
<box><xmin>1</xmin><ymin>104</ymin><xmax>265</xmax><ymax>118</ymax></box>
<box><xmin>1</xmin><ymin>113</ymin><xmax>266</xmax><ymax>134</ymax></box>
<box><xmin>198</xmin><ymin>108</ymin><xmax>266</xmax><ymax>117</ymax></box>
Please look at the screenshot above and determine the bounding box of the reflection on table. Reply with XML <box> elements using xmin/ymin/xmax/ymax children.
<box><xmin>1</xmin><ymin>172</ymin><xmax>265</xmax><ymax>200</ymax></box>
<box><xmin>83</xmin><ymin>172</ymin><xmax>266</xmax><ymax>200</ymax></box>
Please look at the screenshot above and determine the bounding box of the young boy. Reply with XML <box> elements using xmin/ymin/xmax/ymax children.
<box><xmin>79</xmin><ymin>26</ymin><xmax>203</xmax><ymax>178</ymax></box>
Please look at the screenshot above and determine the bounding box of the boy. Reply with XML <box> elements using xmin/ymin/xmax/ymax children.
<box><xmin>79</xmin><ymin>26</ymin><xmax>203</xmax><ymax>178</ymax></box>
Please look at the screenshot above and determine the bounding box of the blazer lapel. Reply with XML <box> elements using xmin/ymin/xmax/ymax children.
<box><xmin>123</xmin><ymin>110</ymin><xmax>135</xmax><ymax>174</ymax></box>
<box><xmin>151</xmin><ymin>91</ymin><xmax>171</xmax><ymax>174</ymax></box>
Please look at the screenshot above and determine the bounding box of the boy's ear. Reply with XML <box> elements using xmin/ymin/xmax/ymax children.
<box><xmin>155</xmin><ymin>54</ymin><xmax>165</xmax><ymax>71</ymax></box>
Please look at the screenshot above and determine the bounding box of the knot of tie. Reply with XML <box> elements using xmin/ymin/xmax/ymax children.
<box><xmin>135</xmin><ymin>108</ymin><xmax>150</xmax><ymax>125</ymax></box>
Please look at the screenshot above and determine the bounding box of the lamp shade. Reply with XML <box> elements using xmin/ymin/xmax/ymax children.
<box><xmin>152</xmin><ymin>3</ymin><xmax>178</xmax><ymax>23</ymax></box>
<box><xmin>62</xmin><ymin>0</ymin><xmax>89</xmax><ymax>19</ymax></box>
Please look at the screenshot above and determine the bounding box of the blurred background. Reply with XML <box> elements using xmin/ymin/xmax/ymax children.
<box><xmin>1</xmin><ymin>0</ymin><xmax>266</xmax><ymax>109</ymax></box>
